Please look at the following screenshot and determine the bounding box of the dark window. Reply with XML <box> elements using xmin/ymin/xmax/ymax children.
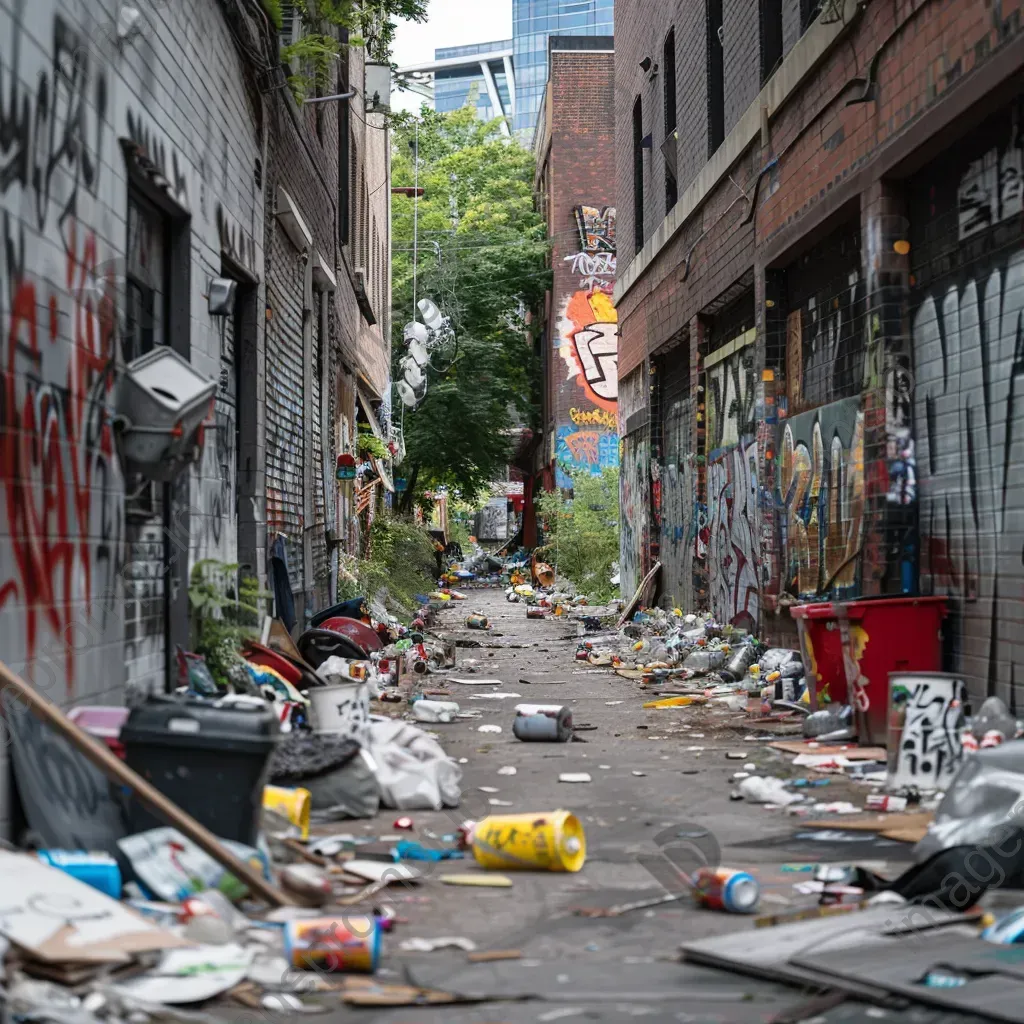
<box><xmin>663</xmin><ymin>28</ymin><xmax>678</xmax><ymax>212</ymax></box>
<box><xmin>801</xmin><ymin>0</ymin><xmax>823</xmax><ymax>31</ymax></box>
<box><xmin>632</xmin><ymin>96</ymin><xmax>644</xmax><ymax>253</ymax></box>
<box><xmin>706</xmin><ymin>0</ymin><xmax>724</xmax><ymax>156</ymax></box>
<box><xmin>124</xmin><ymin>192</ymin><xmax>168</xmax><ymax>364</ymax></box>
<box><xmin>760</xmin><ymin>0</ymin><xmax>783</xmax><ymax>83</ymax></box>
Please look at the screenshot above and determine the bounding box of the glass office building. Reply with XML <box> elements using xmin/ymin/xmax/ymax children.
<box><xmin>434</xmin><ymin>41</ymin><xmax>514</xmax><ymax>123</ymax></box>
<box><xmin>513</xmin><ymin>0</ymin><xmax>614</xmax><ymax>137</ymax></box>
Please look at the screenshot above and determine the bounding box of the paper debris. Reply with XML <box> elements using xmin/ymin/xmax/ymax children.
<box><xmin>497</xmin><ymin>766</ymin><xmax>517</xmax><ymax>776</ymax></box>
<box><xmin>343</xmin><ymin>860</ymin><xmax>421</xmax><ymax>883</ymax></box>
<box><xmin>559</xmin><ymin>773</ymin><xmax>592</xmax><ymax>783</ymax></box>
<box><xmin>478</xmin><ymin>786</ymin><xmax>500</xmax><ymax>794</ymax></box>
<box><xmin>400</xmin><ymin>937</ymin><xmax>477</xmax><ymax>953</ymax></box>
<box><xmin>478</xmin><ymin>725</ymin><xmax>502</xmax><ymax>734</ymax></box>
<box><xmin>115</xmin><ymin>944</ymin><xmax>254</xmax><ymax>1004</ymax></box>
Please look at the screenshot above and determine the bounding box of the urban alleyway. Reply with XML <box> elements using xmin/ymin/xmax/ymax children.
<box><xmin>285</xmin><ymin>586</ymin><xmax>934</xmax><ymax>1024</ymax></box>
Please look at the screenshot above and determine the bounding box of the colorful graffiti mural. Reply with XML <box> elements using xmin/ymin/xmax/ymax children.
<box><xmin>555</xmin><ymin>205</ymin><xmax>618</xmax><ymax>488</ymax></box>
<box><xmin>558</xmin><ymin>287</ymin><xmax>618</xmax><ymax>411</ymax></box>
<box><xmin>775</xmin><ymin>396</ymin><xmax>865</xmax><ymax>599</ymax></box>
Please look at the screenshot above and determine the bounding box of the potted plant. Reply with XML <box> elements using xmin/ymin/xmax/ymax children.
<box><xmin>357</xmin><ymin>432</ymin><xmax>389</xmax><ymax>461</ymax></box>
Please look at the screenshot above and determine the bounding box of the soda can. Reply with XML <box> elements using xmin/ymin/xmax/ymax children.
<box><xmin>691</xmin><ymin>866</ymin><xmax>760</xmax><ymax>913</ymax></box>
<box><xmin>284</xmin><ymin>915</ymin><xmax>380</xmax><ymax>973</ymax></box>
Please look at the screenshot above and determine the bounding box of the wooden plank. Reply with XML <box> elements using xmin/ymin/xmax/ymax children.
<box><xmin>0</xmin><ymin>658</ymin><xmax>292</xmax><ymax>908</ymax></box>
<box><xmin>769</xmin><ymin>741</ymin><xmax>887</xmax><ymax>760</ymax></box>
<box><xmin>617</xmin><ymin>562</ymin><xmax>663</xmax><ymax>627</ymax></box>
<box><xmin>801</xmin><ymin>811</ymin><xmax>933</xmax><ymax>835</ymax></box>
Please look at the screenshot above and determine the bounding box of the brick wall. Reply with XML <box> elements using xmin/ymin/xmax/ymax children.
<box><xmin>615</xmin><ymin>0</ymin><xmax>1024</xmax><ymax>707</ymax></box>
<box><xmin>547</xmin><ymin>44</ymin><xmax>618</xmax><ymax>489</ymax></box>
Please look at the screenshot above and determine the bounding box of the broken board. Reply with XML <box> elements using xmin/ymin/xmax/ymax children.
<box><xmin>769</xmin><ymin>742</ymin><xmax>887</xmax><ymax>760</ymax></box>
<box><xmin>681</xmin><ymin>905</ymin><xmax>977</xmax><ymax>996</ymax></box>
<box><xmin>802</xmin><ymin>811</ymin><xmax>933</xmax><ymax>843</ymax></box>
<box><xmin>0</xmin><ymin>851</ymin><xmax>189</xmax><ymax>963</ymax></box>
<box><xmin>813</xmin><ymin>931</ymin><xmax>1024</xmax><ymax>1021</ymax></box>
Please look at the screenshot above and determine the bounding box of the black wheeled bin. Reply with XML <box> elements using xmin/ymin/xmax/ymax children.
<box><xmin>121</xmin><ymin>697</ymin><xmax>279</xmax><ymax>846</ymax></box>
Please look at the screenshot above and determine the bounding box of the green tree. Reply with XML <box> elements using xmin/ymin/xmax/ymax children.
<box><xmin>391</xmin><ymin>106</ymin><xmax>550</xmax><ymax>501</ymax></box>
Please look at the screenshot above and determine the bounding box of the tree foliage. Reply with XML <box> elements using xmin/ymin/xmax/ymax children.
<box><xmin>391</xmin><ymin>106</ymin><xmax>550</xmax><ymax>500</ymax></box>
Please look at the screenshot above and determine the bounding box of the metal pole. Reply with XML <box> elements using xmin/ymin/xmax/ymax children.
<box><xmin>412</xmin><ymin>120</ymin><xmax>419</xmax><ymax>318</ymax></box>
<box><xmin>303</xmin><ymin>90</ymin><xmax>357</xmax><ymax>105</ymax></box>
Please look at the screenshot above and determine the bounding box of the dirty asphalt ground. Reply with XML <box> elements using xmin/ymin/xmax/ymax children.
<box><xmin>238</xmin><ymin>588</ymin><xmax>948</xmax><ymax>1024</ymax></box>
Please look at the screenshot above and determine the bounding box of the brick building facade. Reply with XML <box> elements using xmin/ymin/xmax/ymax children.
<box><xmin>615</xmin><ymin>0</ymin><xmax>1024</xmax><ymax>707</ymax></box>
<box><xmin>533</xmin><ymin>37</ymin><xmax>617</xmax><ymax>496</ymax></box>
<box><xmin>0</xmin><ymin>0</ymin><xmax>391</xmax><ymax>840</ymax></box>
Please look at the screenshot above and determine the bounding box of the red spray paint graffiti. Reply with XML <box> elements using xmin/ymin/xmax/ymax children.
<box><xmin>1</xmin><ymin>219</ymin><xmax>121</xmax><ymax>689</ymax></box>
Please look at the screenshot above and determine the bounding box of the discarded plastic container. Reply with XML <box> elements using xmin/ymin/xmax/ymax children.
<box><xmin>283</xmin><ymin>915</ymin><xmax>381</xmax><ymax>973</ymax></box>
<box><xmin>262</xmin><ymin>785</ymin><xmax>312</xmax><ymax>840</ymax></box>
<box><xmin>308</xmin><ymin>681</ymin><xmax>371</xmax><ymax>743</ymax></box>
<box><xmin>866</xmin><ymin>793</ymin><xmax>907</xmax><ymax>813</ymax></box>
<box><xmin>534</xmin><ymin>563</ymin><xmax>555</xmax><ymax>587</ymax></box>
<box><xmin>691</xmin><ymin>866</ymin><xmax>761</xmax><ymax>913</ymax></box>
<box><xmin>472</xmin><ymin>810</ymin><xmax>586</xmax><ymax>872</ymax></box>
<box><xmin>36</xmin><ymin>850</ymin><xmax>121</xmax><ymax>898</ymax></box>
<box><xmin>512</xmin><ymin>704</ymin><xmax>573</xmax><ymax>741</ymax></box>
<box><xmin>412</xmin><ymin>699</ymin><xmax>461</xmax><ymax>724</ymax></box>
<box><xmin>66</xmin><ymin>706</ymin><xmax>130</xmax><ymax>760</ymax></box>
<box><xmin>466</xmin><ymin>613</ymin><xmax>490</xmax><ymax>629</ymax></box>
<box><xmin>121</xmin><ymin>696</ymin><xmax>279</xmax><ymax>846</ymax></box>
<box><xmin>791</xmin><ymin>596</ymin><xmax>947</xmax><ymax>744</ymax></box>
<box><xmin>526</xmin><ymin>606</ymin><xmax>547</xmax><ymax>620</ymax></box>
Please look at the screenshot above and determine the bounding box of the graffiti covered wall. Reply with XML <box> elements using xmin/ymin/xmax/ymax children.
<box><xmin>910</xmin><ymin>95</ymin><xmax>1024</xmax><ymax>706</ymax></box>
<box><xmin>0</xmin><ymin>0</ymin><xmax>264</xmax><ymax>836</ymax></box>
<box><xmin>555</xmin><ymin>205</ymin><xmax>619</xmax><ymax>488</ymax></box>
<box><xmin>619</xmin><ymin>364</ymin><xmax>649</xmax><ymax>599</ymax></box>
<box><xmin>699</xmin><ymin>332</ymin><xmax>762</xmax><ymax>628</ymax></box>
<box><xmin>774</xmin><ymin>397</ymin><xmax>866</xmax><ymax>601</ymax></box>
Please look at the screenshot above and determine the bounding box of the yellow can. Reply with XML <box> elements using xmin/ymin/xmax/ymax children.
<box><xmin>263</xmin><ymin>785</ymin><xmax>311</xmax><ymax>841</ymax></box>
<box><xmin>472</xmin><ymin>810</ymin><xmax>586</xmax><ymax>872</ymax></box>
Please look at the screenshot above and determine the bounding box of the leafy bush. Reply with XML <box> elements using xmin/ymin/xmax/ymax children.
<box><xmin>189</xmin><ymin>561</ymin><xmax>269</xmax><ymax>689</ymax></box>
<box><xmin>535</xmin><ymin>468</ymin><xmax>620</xmax><ymax>603</ymax></box>
<box><xmin>357</xmin><ymin>432</ymin><xmax>390</xmax><ymax>460</ymax></box>
<box><xmin>337</xmin><ymin>515</ymin><xmax>437</xmax><ymax>619</ymax></box>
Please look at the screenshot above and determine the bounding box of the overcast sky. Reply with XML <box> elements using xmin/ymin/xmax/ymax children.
<box><xmin>391</xmin><ymin>0</ymin><xmax>513</xmax><ymax>115</ymax></box>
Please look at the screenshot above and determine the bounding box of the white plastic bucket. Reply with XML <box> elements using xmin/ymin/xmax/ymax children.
<box><xmin>309</xmin><ymin>681</ymin><xmax>370</xmax><ymax>743</ymax></box>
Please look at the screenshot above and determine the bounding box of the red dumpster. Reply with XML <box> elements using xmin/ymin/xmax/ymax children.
<box><xmin>789</xmin><ymin>596</ymin><xmax>947</xmax><ymax>745</ymax></box>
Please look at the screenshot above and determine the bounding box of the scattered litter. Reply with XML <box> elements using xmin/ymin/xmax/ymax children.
<box><xmin>478</xmin><ymin>786</ymin><xmax>500</xmax><ymax>793</ymax></box>
<box><xmin>497</xmin><ymin>766</ymin><xmax>517</xmax><ymax>775</ymax></box>
<box><xmin>692</xmin><ymin>867</ymin><xmax>761</xmax><ymax>913</ymax></box>
<box><xmin>450</xmin><ymin>677</ymin><xmax>505</xmax><ymax>686</ymax></box>
<box><xmin>394</xmin><ymin>841</ymin><xmax>464</xmax><ymax>862</ymax></box>
<box><xmin>440</xmin><ymin>874</ymin><xmax>513</xmax><ymax>887</ymax></box>
<box><xmin>343</xmin><ymin>860</ymin><xmax>421</xmax><ymax>883</ymax></box>
<box><xmin>489</xmin><ymin>799</ymin><xmax>514</xmax><ymax>807</ymax></box>
<box><xmin>643</xmin><ymin>696</ymin><xmax>704</xmax><ymax>708</ymax></box>
<box><xmin>467</xmin><ymin>949</ymin><xmax>522</xmax><ymax>963</ymax></box>
<box><xmin>473</xmin><ymin>809</ymin><xmax>586</xmax><ymax>872</ymax></box>
<box><xmin>400</xmin><ymin>936</ymin><xmax>477</xmax><ymax>953</ymax></box>
<box><xmin>743</xmin><ymin>763</ymin><xmax>756</xmax><ymax>771</ymax></box>
<box><xmin>469</xmin><ymin>692</ymin><xmax>522</xmax><ymax>700</ymax></box>
<box><xmin>599</xmin><ymin>764</ymin><xmax>612</xmax><ymax>769</ymax></box>
<box><xmin>732</xmin><ymin>772</ymin><xmax>750</xmax><ymax>779</ymax></box>
<box><xmin>632</xmin><ymin>770</ymin><xmax>646</xmax><ymax>777</ymax></box>
<box><xmin>737</xmin><ymin>776</ymin><xmax>803</xmax><ymax>807</ymax></box>
<box><xmin>686</xmin><ymin>746</ymin><xmax>705</xmax><ymax>752</ymax></box>
<box><xmin>605</xmin><ymin>701</ymin><xmax>624</xmax><ymax>706</ymax></box>
<box><xmin>280</xmin><ymin>863</ymin><xmax>333</xmax><ymax>906</ymax></box>
<box><xmin>559</xmin><ymin>772</ymin><xmax>592</xmax><ymax>783</ymax></box>
<box><xmin>115</xmin><ymin>944</ymin><xmax>255</xmax><ymax>1004</ymax></box>
<box><xmin>726</xmin><ymin>752</ymin><xmax>748</xmax><ymax>760</ymax></box>
<box><xmin>478</xmin><ymin>724</ymin><xmax>502</xmax><ymax>733</ymax></box>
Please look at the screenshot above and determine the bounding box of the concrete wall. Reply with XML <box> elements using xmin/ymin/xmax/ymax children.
<box><xmin>614</xmin><ymin>0</ymin><xmax>1024</xmax><ymax>708</ymax></box>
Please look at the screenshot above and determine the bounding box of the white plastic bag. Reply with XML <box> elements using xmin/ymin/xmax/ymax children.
<box><xmin>367</xmin><ymin>719</ymin><xmax>461</xmax><ymax>810</ymax></box>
